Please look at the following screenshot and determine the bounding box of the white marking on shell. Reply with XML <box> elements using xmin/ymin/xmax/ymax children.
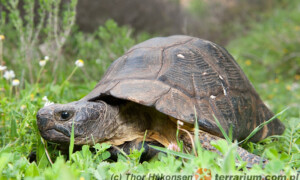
<box><xmin>210</xmin><ymin>95</ymin><xmax>216</xmax><ymax>99</ymax></box>
<box><xmin>219</xmin><ymin>75</ymin><xmax>227</xmax><ymax>96</ymax></box>
<box><xmin>177</xmin><ymin>54</ymin><xmax>185</xmax><ymax>59</ymax></box>
<box><xmin>202</xmin><ymin>72</ymin><xmax>207</xmax><ymax>75</ymax></box>
<box><xmin>221</xmin><ymin>84</ymin><xmax>227</xmax><ymax>96</ymax></box>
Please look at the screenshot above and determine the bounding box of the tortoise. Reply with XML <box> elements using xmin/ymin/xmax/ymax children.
<box><xmin>37</xmin><ymin>35</ymin><xmax>285</xmax><ymax>165</ymax></box>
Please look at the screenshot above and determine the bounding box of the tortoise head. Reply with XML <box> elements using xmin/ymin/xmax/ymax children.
<box><xmin>36</xmin><ymin>100</ymin><xmax>117</xmax><ymax>145</ymax></box>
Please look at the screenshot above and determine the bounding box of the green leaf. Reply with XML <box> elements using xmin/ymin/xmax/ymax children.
<box><xmin>149</xmin><ymin>145</ymin><xmax>195</xmax><ymax>159</ymax></box>
<box><xmin>211</xmin><ymin>139</ymin><xmax>228</xmax><ymax>155</ymax></box>
<box><xmin>101</xmin><ymin>151</ymin><xmax>111</xmax><ymax>161</ymax></box>
<box><xmin>10</xmin><ymin>118</ymin><xmax>18</xmax><ymax>138</ymax></box>
<box><xmin>93</xmin><ymin>143</ymin><xmax>111</xmax><ymax>153</ymax></box>
<box><xmin>265</xmin><ymin>159</ymin><xmax>284</xmax><ymax>174</ymax></box>
<box><xmin>38</xmin><ymin>152</ymin><xmax>50</xmax><ymax>169</ymax></box>
<box><xmin>222</xmin><ymin>143</ymin><xmax>238</xmax><ymax>174</ymax></box>
<box><xmin>81</xmin><ymin>145</ymin><xmax>92</xmax><ymax>158</ymax></box>
<box><xmin>25</xmin><ymin>162</ymin><xmax>40</xmax><ymax>177</ymax></box>
<box><xmin>93</xmin><ymin>143</ymin><xmax>111</xmax><ymax>161</ymax></box>
<box><xmin>94</xmin><ymin>162</ymin><xmax>111</xmax><ymax>179</ymax></box>
<box><xmin>0</xmin><ymin>153</ymin><xmax>11</xmax><ymax>179</ymax></box>
<box><xmin>37</xmin><ymin>139</ymin><xmax>45</xmax><ymax>164</ymax></box>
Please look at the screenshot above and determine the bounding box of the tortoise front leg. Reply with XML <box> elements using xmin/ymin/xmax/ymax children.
<box><xmin>180</xmin><ymin>131</ymin><xmax>267</xmax><ymax>168</ymax></box>
<box><xmin>108</xmin><ymin>140</ymin><xmax>164</xmax><ymax>162</ymax></box>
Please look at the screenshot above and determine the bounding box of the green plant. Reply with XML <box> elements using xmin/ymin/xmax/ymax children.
<box><xmin>1</xmin><ymin>0</ymin><xmax>78</xmax><ymax>82</ymax></box>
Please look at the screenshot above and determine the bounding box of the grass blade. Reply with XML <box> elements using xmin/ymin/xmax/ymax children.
<box><xmin>222</xmin><ymin>142</ymin><xmax>237</xmax><ymax>173</ymax></box>
<box><xmin>69</xmin><ymin>120</ymin><xmax>75</xmax><ymax>159</ymax></box>
<box><xmin>213</xmin><ymin>114</ymin><xmax>231</xmax><ymax>143</ymax></box>
<box><xmin>149</xmin><ymin>145</ymin><xmax>195</xmax><ymax>160</ymax></box>
<box><xmin>137</xmin><ymin>130</ymin><xmax>147</xmax><ymax>162</ymax></box>
<box><xmin>239</xmin><ymin>107</ymin><xmax>289</xmax><ymax>144</ymax></box>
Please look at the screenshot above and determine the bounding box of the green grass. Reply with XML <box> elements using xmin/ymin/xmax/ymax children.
<box><xmin>0</xmin><ymin>0</ymin><xmax>299</xmax><ymax>179</ymax></box>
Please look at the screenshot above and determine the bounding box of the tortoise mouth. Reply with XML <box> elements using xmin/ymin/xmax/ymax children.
<box><xmin>40</xmin><ymin>129</ymin><xmax>71</xmax><ymax>143</ymax></box>
<box><xmin>54</xmin><ymin>125</ymin><xmax>71</xmax><ymax>137</ymax></box>
<box><xmin>41</xmin><ymin>129</ymin><xmax>93</xmax><ymax>145</ymax></box>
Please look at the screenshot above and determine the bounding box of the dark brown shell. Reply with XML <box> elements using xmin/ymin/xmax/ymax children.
<box><xmin>83</xmin><ymin>35</ymin><xmax>285</xmax><ymax>142</ymax></box>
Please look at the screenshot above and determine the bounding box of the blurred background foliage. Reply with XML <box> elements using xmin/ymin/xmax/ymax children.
<box><xmin>0</xmin><ymin>0</ymin><xmax>298</xmax><ymax>109</ymax></box>
<box><xmin>0</xmin><ymin>0</ymin><xmax>298</xmax><ymax>82</ymax></box>
<box><xmin>0</xmin><ymin>0</ymin><xmax>299</xmax><ymax>178</ymax></box>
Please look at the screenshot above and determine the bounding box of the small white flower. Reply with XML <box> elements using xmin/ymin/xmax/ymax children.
<box><xmin>12</xmin><ymin>79</ymin><xmax>20</xmax><ymax>86</ymax></box>
<box><xmin>42</xmin><ymin>96</ymin><xmax>54</xmax><ymax>107</ymax></box>
<box><xmin>42</xmin><ymin>96</ymin><xmax>49</xmax><ymax>102</ymax></box>
<box><xmin>44</xmin><ymin>101</ymin><xmax>54</xmax><ymax>107</ymax></box>
<box><xmin>3</xmin><ymin>70</ymin><xmax>15</xmax><ymax>80</ymax></box>
<box><xmin>39</xmin><ymin>60</ymin><xmax>47</xmax><ymax>67</ymax></box>
<box><xmin>75</xmin><ymin>59</ymin><xmax>84</xmax><ymax>67</ymax></box>
<box><xmin>291</xmin><ymin>83</ymin><xmax>299</xmax><ymax>91</ymax></box>
<box><xmin>44</xmin><ymin>56</ymin><xmax>49</xmax><ymax>60</ymax></box>
<box><xmin>0</xmin><ymin>65</ymin><xmax>7</xmax><ymax>71</ymax></box>
<box><xmin>20</xmin><ymin>105</ymin><xmax>26</xmax><ymax>111</ymax></box>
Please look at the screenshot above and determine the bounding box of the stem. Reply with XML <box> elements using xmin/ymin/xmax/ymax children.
<box><xmin>15</xmin><ymin>86</ymin><xmax>19</xmax><ymax>98</ymax></box>
<box><xmin>35</xmin><ymin>66</ymin><xmax>45</xmax><ymax>89</ymax></box>
<box><xmin>40</xmin><ymin>138</ymin><xmax>53</xmax><ymax>165</ymax></box>
<box><xmin>62</xmin><ymin>66</ymin><xmax>78</xmax><ymax>85</ymax></box>
<box><xmin>0</xmin><ymin>40</ymin><xmax>3</xmax><ymax>65</ymax></box>
<box><xmin>9</xmin><ymin>83</ymin><xmax>12</xmax><ymax>99</ymax></box>
<box><xmin>59</xmin><ymin>67</ymin><xmax>78</xmax><ymax>95</ymax></box>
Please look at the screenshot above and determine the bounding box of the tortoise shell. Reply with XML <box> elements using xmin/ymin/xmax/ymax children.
<box><xmin>82</xmin><ymin>35</ymin><xmax>285</xmax><ymax>142</ymax></box>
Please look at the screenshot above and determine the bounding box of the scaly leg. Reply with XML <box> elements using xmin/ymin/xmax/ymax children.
<box><xmin>180</xmin><ymin>130</ymin><xmax>267</xmax><ymax>168</ymax></box>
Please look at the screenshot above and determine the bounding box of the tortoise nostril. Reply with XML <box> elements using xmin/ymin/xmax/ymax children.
<box><xmin>36</xmin><ymin>112</ymin><xmax>43</xmax><ymax>120</ymax></box>
<box><xmin>37</xmin><ymin>117</ymin><xmax>49</xmax><ymax>128</ymax></box>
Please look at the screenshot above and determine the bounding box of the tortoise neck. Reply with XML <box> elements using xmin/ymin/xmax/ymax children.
<box><xmin>105</xmin><ymin>102</ymin><xmax>179</xmax><ymax>147</ymax></box>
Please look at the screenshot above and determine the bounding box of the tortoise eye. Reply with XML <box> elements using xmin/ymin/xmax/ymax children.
<box><xmin>60</xmin><ymin>111</ymin><xmax>70</xmax><ymax>120</ymax></box>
